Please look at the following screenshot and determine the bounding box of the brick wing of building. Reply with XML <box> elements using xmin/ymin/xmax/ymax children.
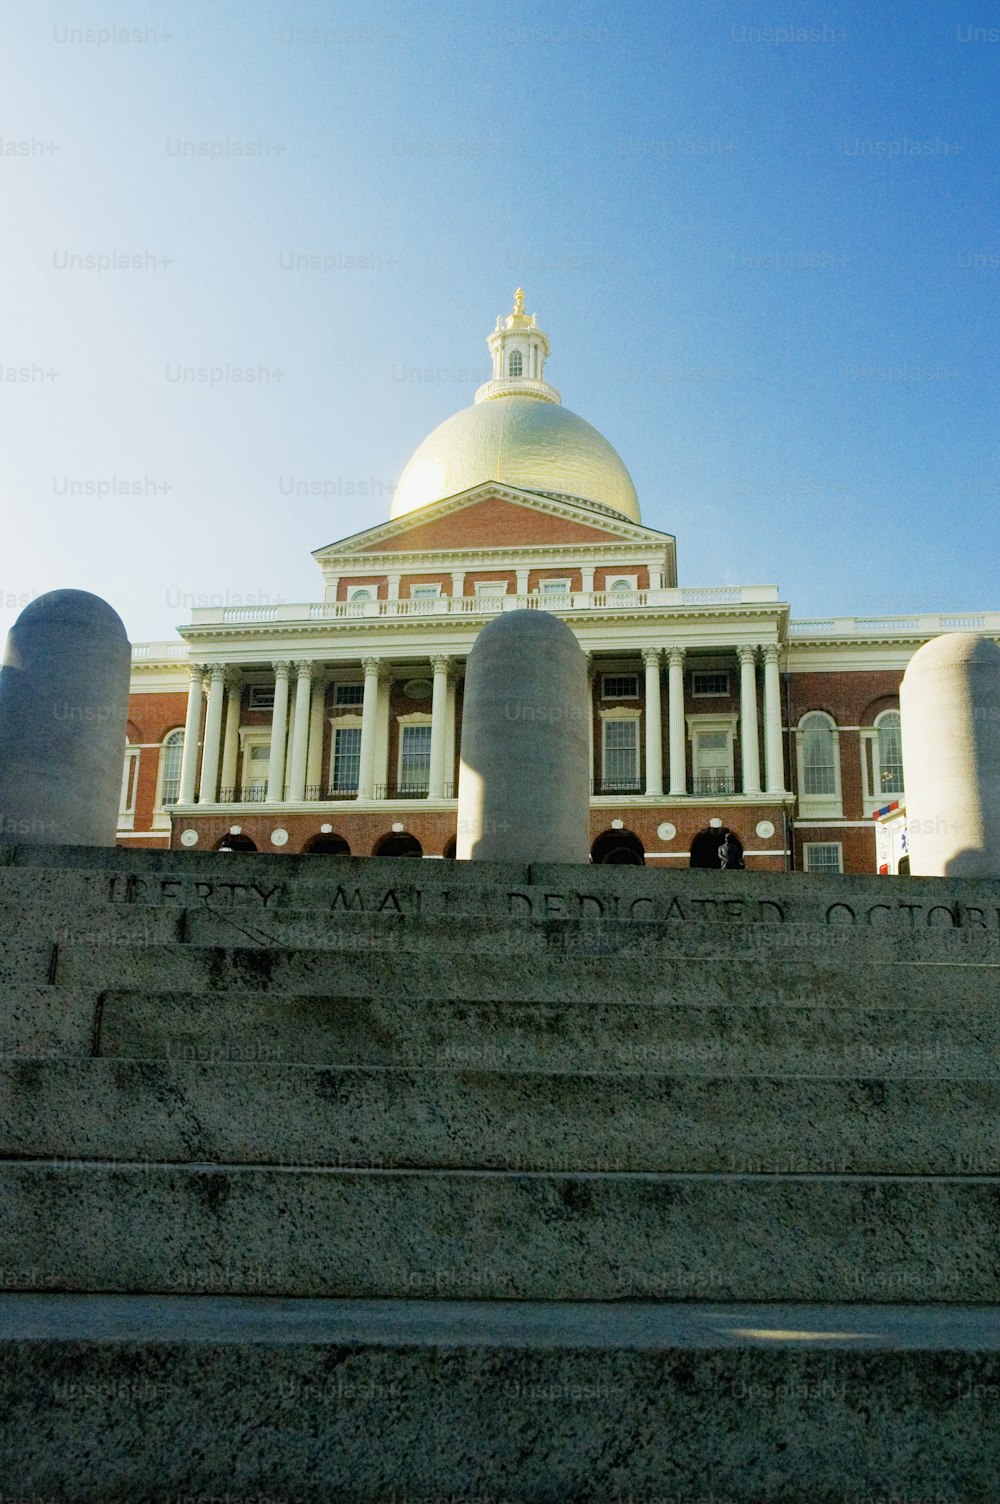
<box><xmin>122</xmin><ymin>292</ymin><xmax>999</xmax><ymax>873</ymax></box>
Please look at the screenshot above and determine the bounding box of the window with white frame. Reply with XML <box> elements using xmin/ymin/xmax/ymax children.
<box><xmin>796</xmin><ymin>711</ymin><xmax>843</xmax><ymax>816</ymax></box>
<box><xmin>239</xmin><ymin>737</ymin><xmax>271</xmax><ymax>799</ymax></box>
<box><xmin>410</xmin><ymin>584</ymin><xmax>441</xmax><ymax>613</ymax></box>
<box><xmin>509</xmin><ymin>349</ymin><xmax>523</xmax><ymax>376</ymax></box>
<box><xmin>606</xmin><ymin>575</ymin><xmax>639</xmax><ymax>596</ymax></box>
<box><xmin>804</xmin><ymin>842</ymin><xmax>844</xmax><ymax>875</ymax></box>
<box><xmin>119</xmin><ymin>748</ymin><xmax>140</xmax><ymax>828</ymax></box>
<box><xmin>330</xmin><ymin>725</ymin><xmax>362</xmax><ymax>792</ymax></box>
<box><xmin>601</xmin><ymin>716</ymin><xmax>640</xmax><ymax>791</ymax></box>
<box><xmin>349</xmin><ymin>587</ymin><xmax>373</xmax><ymax>603</ymax></box>
<box><xmin>398</xmin><ymin>722</ymin><xmax>432</xmax><ymax>793</ymax></box>
<box><xmin>158</xmin><ymin>730</ymin><xmax>184</xmax><ymax>807</ymax></box>
<box><xmin>692</xmin><ymin>671</ymin><xmax>730</xmax><ymax>698</ymax></box>
<box><xmin>539</xmin><ymin>578</ymin><xmax>571</xmax><ymax>601</ymax></box>
<box><xmin>601</xmin><ymin>674</ymin><xmax>639</xmax><ymax>700</ymax></box>
<box><xmin>474</xmin><ymin>580</ymin><xmax>508</xmax><ymax>597</ymax></box>
<box><xmin>876</xmin><ymin>711</ymin><xmax>904</xmax><ymax>795</ymax></box>
<box><xmin>861</xmin><ymin>708</ymin><xmax>905</xmax><ymax>812</ymax></box>
<box><xmin>688</xmin><ymin>715</ymin><xmax>737</xmax><ymax>793</ymax></box>
<box><xmin>248</xmin><ymin>685</ymin><xmax>275</xmax><ymax>711</ymax></box>
<box><xmin>333</xmin><ymin>683</ymin><xmax>364</xmax><ymax>707</ymax></box>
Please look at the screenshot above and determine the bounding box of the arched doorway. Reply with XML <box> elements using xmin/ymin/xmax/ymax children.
<box><xmin>215</xmin><ymin>834</ymin><xmax>257</xmax><ymax>852</ymax></box>
<box><xmin>591</xmin><ymin>829</ymin><xmax>645</xmax><ymax>866</ymax></box>
<box><xmin>373</xmin><ymin>832</ymin><xmax>423</xmax><ymax>858</ymax></box>
<box><xmin>302</xmin><ymin>833</ymin><xmax>351</xmax><ymax>856</ymax></box>
<box><xmin>689</xmin><ymin>826</ymin><xmax>744</xmax><ymax>869</ymax></box>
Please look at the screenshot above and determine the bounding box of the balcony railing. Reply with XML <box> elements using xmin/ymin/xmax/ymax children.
<box><xmin>691</xmin><ymin>775</ymin><xmax>738</xmax><ymax>796</ymax></box>
<box><xmin>182</xmin><ymin>584</ymin><xmax>781</xmax><ymax>628</ymax></box>
<box><xmin>592</xmin><ymin>777</ymin><xmax>643</xmax><ymax>795</ymax></box>
<box><xmin>203</xmin><ymin>782</ymin><xmax>459</xmax><ymax>804</ymax></box>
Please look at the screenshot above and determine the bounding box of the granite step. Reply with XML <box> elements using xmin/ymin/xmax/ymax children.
<box><xmin>48</xmin><ymin>938</ymin><xmax>1000</xmax><ymax>997</ymax></box>
<box><xmin>94</xmin><ymin>989</ymin><xmax>1000</xmax><ymax>1076</ymax></box>
<box><xmin>3</xmin><ymin>1160</ymin><xmax>1000</xmax><ymax>1301</ymax></box>
<box><xmin>2</xmin><ymin>1294</ymin><xmax>998</xmax><ymax>1503</ymax></box>
<box><xmin>3</xmin><ymin>1057</ymin><xmax>999</xmax><ymax>1174</ymax></box>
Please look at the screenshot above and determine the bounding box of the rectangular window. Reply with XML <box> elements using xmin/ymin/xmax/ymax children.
<box><xmin>119</xmin><ymin>749</ymin><xmax>139</xmax><ymax>827</ymax></box>
<box><xmin>332</xmin><ymin>726</ymin><xmax>362</xmax><ymax>792</ymax></box>
<box><xmin>804</xmin><ymin>842</ymin><xmax>844</xmax><ymax>875</ymax></box>
<box><xmin>242</xmin><ymin>739</ymin><xmax>269</xmax><ymax>800</ymax></box>
<box><xmin>691</xmin><ymin>725</ymin><xmax>735</xmax><ymax>794</ymax></box>
<box><xmin>539</xmin><ymin>579</ymin><xmax>571</xmax><ymax>603</ymax></box>
<box><xmin>475</xmin><ymin>581</ymin><xmax>508</xmax><ymax>596</ymax></box>
<box><xmin>602</xmin><ymin>719</ymin><xmax>639</xmax><ymax>790</ymax></box>
<box><xmin>399</xmin><ymin>724</ymin><xmax>432</xmax><ymax>792</ymax></box>
<box><xmin>601</xmin><ymin>674</ymin><xmax>639</xmax><ymax>700</ymax></box>
<box><xmin>248</xmin><ymin>685</ymin><xmax>275</xmax><ymax>711</ymax></box>
<box><xmin>333</xmin><ymin>683</ymin><xmax>364</xmax><ymax>706</ymax></box>
<box><xmin>692</xmin><ymin>672</ymin><xmax>729</xmax><ymax>697</ymax></box>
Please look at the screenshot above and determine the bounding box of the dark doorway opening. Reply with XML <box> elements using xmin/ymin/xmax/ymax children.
<box><xmin>689</xmin><ymin>827</ymin><xmax>744</xmax><ymax>869</ymax></box>
<box><xmin>374</xmin><ymin>832</ymin><xmax>423</xmax><ymax>858</ymax></box>
<box><xmin>591</xmin><ymin>829</ymin><xmax>646</xmax><ymax>866</ymax></box>
<box><xmin>303</xmin><ymin>834</ymin><xmax>350</xmax><ymax>855</ymax></box>
<box><xmin>215</xmin><ymin>834</ymin><xmax>257</xmax><ymax>852</ymax></box>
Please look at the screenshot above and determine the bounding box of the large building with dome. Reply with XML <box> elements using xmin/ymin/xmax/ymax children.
<box><xmin>120</xmin><ymin>293</ymin><xmax>999</xmax><ymax>872</ymax></box>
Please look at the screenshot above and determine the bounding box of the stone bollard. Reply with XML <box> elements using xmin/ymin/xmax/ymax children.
<box><xmin>457</xmin><ymin>609</ymin><xmax>590</xmax><ymax>862</ymax></box>
<box><xmin>899</xmin><ymin>631</ymin><xmax>1000</xmax><ymax>877</ymax></box>
<box><xmin>0</xmin><ymin>589</ymin><xmax>131</xmax><ymax>846</ymax></box>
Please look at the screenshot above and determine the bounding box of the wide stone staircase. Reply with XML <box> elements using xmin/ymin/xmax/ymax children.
<box><xmin>2</xmin><ymin>843</ymin><xmax>1000</xmax><ymax>1500</ymax></box>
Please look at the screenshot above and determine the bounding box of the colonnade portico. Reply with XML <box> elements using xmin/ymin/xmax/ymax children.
<box><xmin>172</xmin><ymin>638</ymin><xmax>788</xmax><ymax>810</ymax></box>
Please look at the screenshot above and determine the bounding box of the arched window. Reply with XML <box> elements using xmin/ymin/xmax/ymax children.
<box><xmin>350</xmin><ymin>588</ymin><xmax>372</xmax><ymax>603</ymax></box>
<box><xmin>801</xmin><ymin>713</ymin><xmax>837</xmax><ymax>796</ymax></box>
<box><xmin>795</xmin><ymin>711</ymin><xmax>842</xmax><ymax>816</ymax></box>
<box><xmin>159</xmin><ymin>729</ymin><xmax>184</xmax><ymax>807</ymax></box>
<box><xmin>876</xmin><ymin>710</ymin><xmax>904</xmax><ymax>795</ymax></box>
<box><xmin>508</xmin><ymin>350</ymin><xmax>523</xmax><ymax>377</ymax></box>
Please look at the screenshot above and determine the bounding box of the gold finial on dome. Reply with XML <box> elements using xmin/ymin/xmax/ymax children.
<box><xmin>513</xmin><ymin>287</ymin><xmax>525</xmax><ymax>315</ymax></box>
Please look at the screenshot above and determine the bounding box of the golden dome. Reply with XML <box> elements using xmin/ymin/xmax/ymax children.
<box><xmin>391</xmin><ymin>398</ymin><xmax>641</xmax><ymax>523</ymax></box>
<box><xmin>390</xmin><ymin>293</ymin><xmax>641</xmax><ymax>524</ymax></box>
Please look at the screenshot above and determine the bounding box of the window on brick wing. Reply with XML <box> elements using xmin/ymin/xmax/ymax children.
<box><xmin>876</xmin><ymin>710</ymin><xmax>904</xmax><ymax>795</ymax></box>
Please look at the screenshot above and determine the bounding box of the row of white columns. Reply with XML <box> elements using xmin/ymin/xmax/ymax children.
<box><xmin>176</xmin><ymin>643</ymin><xmax>785</xmax><ymax>805</ymax></box>
<box><xmin>638</xmin><ymin>644</ymin><xmax>785</xmax><ymax>797</ymax></box>
<box><xmin>177</xmin><ymin>654</ymin><xmax>457</xmax><ymax>805</ymax></box>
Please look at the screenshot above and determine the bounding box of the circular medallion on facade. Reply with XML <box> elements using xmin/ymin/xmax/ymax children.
<box><xmin>270</xmin><ymin>828</ymin><xmax>289</xmax><ymax>846</ymax></box>
<box><xmin>656</xmin><ymin>822</ymin><xmax>676</xmax><ymax>841</ymax></box>
<box><xmin>404</xmin><ymin>679</ymin><xmax>433</xmax><ymax>700</ymax></box>
<box><xmin>180</xmin><ymin>828</ymin><xmax>199</xmax><ymax>847</ymax></box>
<box><xmin>756</xmin><ymin>820</ymin><xmax>775</xmax><ymax>839</ymax></box>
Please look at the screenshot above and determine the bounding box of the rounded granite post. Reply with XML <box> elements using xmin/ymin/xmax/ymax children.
<box><xmin>900</xmin><ymin>631</ymin><xmax>1000</xmax><ymax>877</ymax></box>
<box><xmin>457</xmin><ymin>609</ymin><xmax>590</xmax><ymax>862</ymax></box>
<box><xmin>0</xmin><ymin>589</ymin><xmax>131</xmax><ymax>846</ymax></box>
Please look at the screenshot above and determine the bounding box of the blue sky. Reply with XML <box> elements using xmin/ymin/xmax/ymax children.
<box><xmin>2</xmin><ymin>0</ymin><xmax>998</xmax><ymax>642</ymax></box>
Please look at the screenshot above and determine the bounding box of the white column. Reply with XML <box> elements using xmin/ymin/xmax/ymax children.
<box><xmin>306</xmin><ymin>674</ymin><xmax>326</xmax><ymax>795</ymax></box>
<box><xmin>762</xmin><ymin>643</ymin><xmax>785</xmax><ymax>794</ymax></box>
<box><xmin>219</xmin><ymin>673</ymin><xmax>241</xmax><ymax>798</ymax></box>
<box><xmin>197</xmin><ymin>664</ymin><xmax>227</xmax><ymax>803</ymax></box>
<box><xmin>177</xmin><ymin>663</ymin><xmax>205</xmax><ymax>805</ymax></box>
<box><xmin>267</xmin><ymin>662</ymin><xmax>291</xmax><ymax>802</ymax></box>
<box><xmin>668</xmin><ymin>647</ymin><xmax>686</xmax><ymax>796</ymax></box>
<box><xmin>428</xmin><ymin>655</ymin><xmax>451</xmax><ymax>799</ymax></box>
<box><xmin>515</xmin><ymin>566</ymin><xmax>530</xmax><ymax>596</ymax></box>
<box><xmin>451</xmin><ymin>570</ymin><xmax>465</xmax><ymax>599</ymax></box>
<box><xmin>357</xmin><ymin>656</ymin><xmax>380</xmax><ymax>800</ymax></box>
<box><xmin>738</xmin><ymin>645</ymin><xmax>762</xmax><ymax>796</ymax></box>
<box><xmin>580</xmin><ymin>566</ymin><xmax>595</xmax><ymax>595</ymax></box>
<box><xmin>585</xmin><ymin>654</ymin><xmax>595</xmax><ymax>786</ymax></box>
<box><xmin>643</xmin><ymin>648</ymin><xmax>663</xmax><ymax>797</ymax></box>
<box><xmin>386</xmin><ymin>573</ymin><xmax>401</xmax><ymax>601</ymax></box>
<box><xmin>649</xmin><ymin>565</ymin><xmax>663</xmax><ymax>590</ymax></box>
<box><xmin>287</xmin><ymin>661</ymin><xmax>313</xmax><ymax>801</ymax></box>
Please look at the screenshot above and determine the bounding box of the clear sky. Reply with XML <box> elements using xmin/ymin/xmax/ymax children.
<box><xmin>2</xmin><ymin>0</ymin><xmax>998</xmax><ymax>643</ymax></box>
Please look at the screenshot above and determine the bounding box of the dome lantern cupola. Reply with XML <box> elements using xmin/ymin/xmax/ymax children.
<box><xmin>475</xmin><ymin>289</ymin><xmax>560</xmax><ymax>405</ymax></box>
